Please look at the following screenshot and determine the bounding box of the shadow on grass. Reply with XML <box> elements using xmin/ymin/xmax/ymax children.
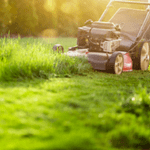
<box><xmin>0</xmin><ymin>78</ymin><xmax>51</xmax><ymax>88</ymax></box>
<box><xmin>0</xmin><ymin>70</ymin><xmax>150</xmax><ymax>88</ymax></box>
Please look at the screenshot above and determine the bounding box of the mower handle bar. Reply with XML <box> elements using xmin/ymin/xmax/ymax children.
<box><xmin>113</xmin><ymin>0</ymin><xmax>150</xmax><ymax>6</ymax></box>
<box><xmin>99</xmin><ymin>0</ymin><xmax>150</xmax><ymax>42</ymax></box>
<box><xmin>99</xmin><ymin>0</ymin><xmax>150</xmax><ymax>21</ymax></box>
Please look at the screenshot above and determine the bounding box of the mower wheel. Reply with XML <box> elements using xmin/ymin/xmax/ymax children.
<box><xmin>53</xmin><ymin>44</ymin><xmax>64</xmax><ymax>53</ymax></box>
<box><xmin>132</xmin><ymin>42</ymin><xmax>150</xmax><ymax>70</ymax></box>
<box><xmin>107</xmin><ymin>52</ymin><xmax>124</xmax><ymax>75</ymax></box>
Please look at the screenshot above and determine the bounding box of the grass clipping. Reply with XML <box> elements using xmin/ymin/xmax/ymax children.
<box><xmin>0</xmin><ymin>38</ymin><xmax>91</xmax><ymax>81</ymax></box>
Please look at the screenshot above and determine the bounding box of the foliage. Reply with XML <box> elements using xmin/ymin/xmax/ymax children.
<box><xmin>0</xmin><ymin>0</ymin><xmax>11</xmax><ymax>34</ymax></box>
<box><xmin>0</xmin><ymin>0</ymin><xmax>110</xmax><ymax>37</ymax></box>
<box><xmin>0</xmin><ymin>0</ymin><xmax>147</xmax><ymax>37</ymax></box>
<box><xmin>0</xmin><ymin>38</ymin><xmax>91</xmax><ymax>81</ymax></box>
<box><xmin>8</xmin><ymin>0</ymin><xmax>38</xmax><ymax>36</ymax></box>
<box><xmin>35</xmin><ymin>0</ymin><xmax>54</xmax><ymax>33</ymax></box>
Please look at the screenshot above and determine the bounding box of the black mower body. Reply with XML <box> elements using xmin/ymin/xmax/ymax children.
<box><xmin>77</xmin><ymin>8</ymin><xmax>150</xmax><ymax>53</ymax></box>
<box><xmin>66</xmin><ymin>0</ymin><xmax>150</xmax><ymax>74</ymax></box>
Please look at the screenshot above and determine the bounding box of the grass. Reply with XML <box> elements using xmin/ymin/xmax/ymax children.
<box><xmin>0</xmin><ymin>37</ymin><xmax>91</xmax><ymax>81</ymax></box>
<box><xmin>0</xmin><ymin>37</ymin><xmax>150</xmax><ymax>149</ymax></box>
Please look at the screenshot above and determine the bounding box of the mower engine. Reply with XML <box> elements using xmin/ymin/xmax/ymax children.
<box><xmin>64</xmin><ymin>21</ymin><xmax>132</xmax><ymax>74</ymax></box>
<box><xmin>77</xmin><ymin>21</ymin><xmax>121</xmax><ymax>53</ymax></box>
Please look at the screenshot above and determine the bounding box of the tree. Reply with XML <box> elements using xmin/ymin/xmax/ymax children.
<box><xmin>8</xmin><ymin>0</ymin><xmax>38</xmax><ymax>36</ymax></box>
<box><xmin>0</xmin><ymin>0</ymin><xmax>11</xmax><ymax>35</ymax></box>
<box><xmin>35</xmin><ymin>0</ymin><xmax>54</xmax><ymax>34</ymax></box>
<box><xmin>77</xmin><ymin>0</ymin><xmax>106</xmax><ymax>26</ymax></box>
<box><xmin>0</xmin><ymin>0</ymin><xmax>5</xmax><ymax>34</ymax></box>
<box><xmin>54</xmin><ymin>0</ymin><xmax>79</xmax><ymax>36</ymax></box>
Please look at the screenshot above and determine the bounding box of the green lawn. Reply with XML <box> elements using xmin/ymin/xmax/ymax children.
<box><xmin>0</xmin><ymin>38</ymin><xmax>150</xmax><ymax>149</ymax></box>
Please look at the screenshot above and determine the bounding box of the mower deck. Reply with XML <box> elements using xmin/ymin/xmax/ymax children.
<box><xmin>66</xmin><ymin>49</ymin><xmax>133</xmax><ymax>72</ymax></box>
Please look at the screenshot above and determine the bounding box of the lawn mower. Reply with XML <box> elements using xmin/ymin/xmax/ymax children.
<box><xmin>53</xmin><ymin>0</ymin><xmax>150</xmax><ymax>75</ymax></box>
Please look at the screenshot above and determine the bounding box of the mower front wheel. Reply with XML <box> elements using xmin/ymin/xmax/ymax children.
<box><xmin>53</xmin><ymin>44</ymin><xmax>64</xmax><ymax>53</ymax></box>
<box><xmin>107</xmin><ymin>52</ymin><xmax>124</xmax><ymax>75</ymax></box>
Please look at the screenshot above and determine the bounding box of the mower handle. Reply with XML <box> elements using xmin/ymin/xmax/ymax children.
<box><xmin>99</xmin><ymin>0</ymin><xmax>150</xmax><ymax>21</ymax></box>
<box><xmin>113</xmin><ymin>0</ymin><xmax>150</xmax><ymax>6</ymax></box>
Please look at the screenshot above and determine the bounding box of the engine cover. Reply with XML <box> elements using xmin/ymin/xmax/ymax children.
<box><xmin>90</xmin><ymin>28</ymin><xmax>116</xmax><ymax>40</ymax></box>
<box><xmin>89</xmin><ymin>22</ymin><xmax>121</xmax><ymax>52</ymax></box>
<box><xmin>77</xmin><ymin>21</ymin><xmax>121</xmax><ymax>53</ymax></box>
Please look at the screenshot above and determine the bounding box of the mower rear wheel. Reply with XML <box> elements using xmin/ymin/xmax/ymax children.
<box><xmin>133</xmin><ymin>42</ymin><xmax>150</xmax><ymax>70</ymax></box>
<box><xmin>107</xmin><ymin>52</ymin><xmax>124</xmax><ymax>75</ymax></box>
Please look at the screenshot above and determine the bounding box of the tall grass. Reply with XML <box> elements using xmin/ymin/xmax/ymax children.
<box><xmin>0</xmin><ymin>38</ymin><xmax>91</xmax><ymax>81</ymax></box>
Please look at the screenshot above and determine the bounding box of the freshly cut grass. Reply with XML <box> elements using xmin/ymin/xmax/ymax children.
<box><xmin>98</xmin><ymin>85</ymin><xmax>150</xmax><ymax>149</ymax></box>
<box><xmin>0</xmin><ymin>38</ymin><xmax>91</xmax><ymax>81</ymax></box>
<box><xmin>0</xmin><ymin>37</ymin><xmax>150</xmax><ymax>149</ymax></box>
<box><xmin>0</xmin><ymin>71</ymin><xmax>150</xmax><ymax>150</ymax></box>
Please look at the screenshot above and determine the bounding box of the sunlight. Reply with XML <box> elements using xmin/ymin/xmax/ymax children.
<box><xmin>61</xmin><ymin>1</ymin><xmax>78</xmax><ymax>14</ymax></box>
<box><xmin>44</xmin><ymin>0</ymin><xmax>56</xmax><ymax>12</ymax></box>
<box><xmin>61</xmin><ymin>2</ymin><xmax>73</xmax><ymax>14</ymax></box>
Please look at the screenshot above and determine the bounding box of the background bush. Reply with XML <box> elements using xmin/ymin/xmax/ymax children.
<box><xmin>0</xmin><ymin>0</ymin><xmax>144</xmax><ymax>37</ymax></box>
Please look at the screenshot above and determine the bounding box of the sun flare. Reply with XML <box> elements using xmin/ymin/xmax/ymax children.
<box><xmin>44</xmin><ymin>0</ymin><xmax>56</xmax><ymax>12</ymax></box>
